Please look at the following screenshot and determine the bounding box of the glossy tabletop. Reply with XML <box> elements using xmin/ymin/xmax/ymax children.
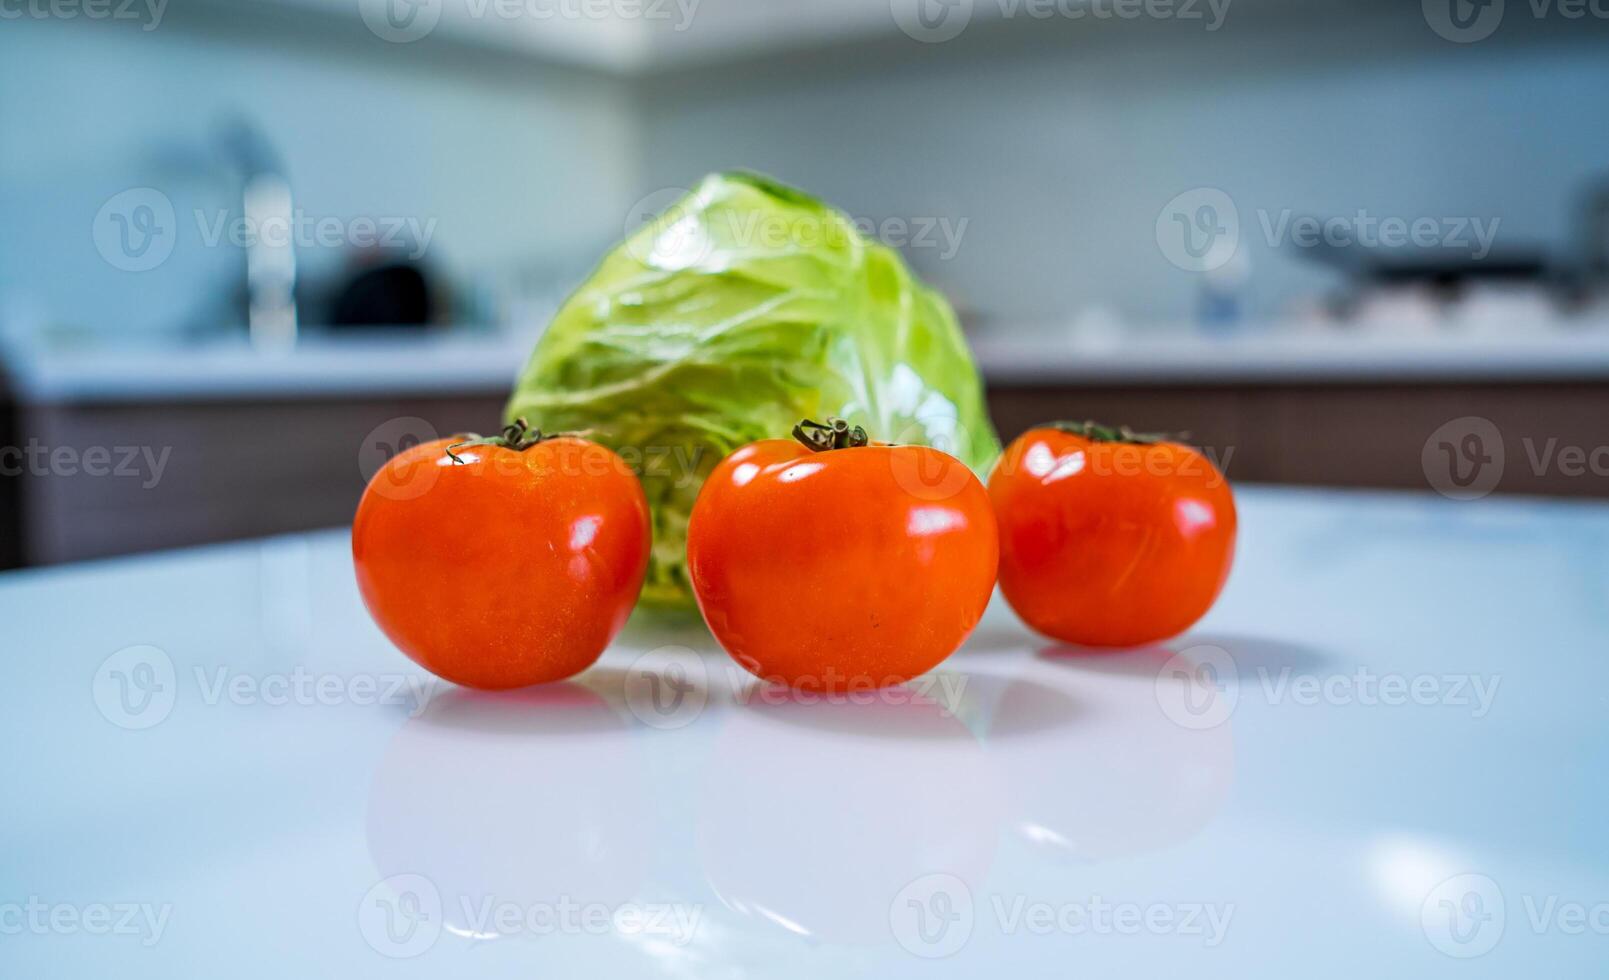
<box><xmin>3</xmin><ymin>486</ymin><xmax>1606</xmax><ymax>977</ymax></box>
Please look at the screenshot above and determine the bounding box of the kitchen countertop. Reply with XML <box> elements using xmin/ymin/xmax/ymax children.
<box><xmin>969</xmin><ymin>328</ymin><xmax>1609</xmax><ymax>385</ymax></box>
<box><xmin>10</xmin><ymin>330</ymin><xmax>1609</xmax><ymax>405</ymax></box>
<box><xmin>2</xmin><ymin>485</ymin><xmax>1606</xmax><ymax>977</ymax></box>
<box><xmin>2</xmin><ymin>334</ymin><xmax>531</xmax><ymax>405</ymax></box>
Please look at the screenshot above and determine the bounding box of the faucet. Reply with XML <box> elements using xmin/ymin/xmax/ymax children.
<box><xmin>216</xmin><ymin>119</ymin><xmax>298</xmax><ymax>349</ymax></box>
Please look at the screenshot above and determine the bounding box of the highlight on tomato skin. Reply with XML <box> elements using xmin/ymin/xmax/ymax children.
<box><xmin>988</xmin><ymin>421</ymin><xmax>1237</xmax><ymax>649</ymax></box>
<box><xmin>351</xmin><ymin>422</ymin><xmax>651</xmax><ymax>691</ymax></box>
<box><xmin>686</xmin><ymin>418</ymin><xmax>999</xmax><ymax>693</ymax></box>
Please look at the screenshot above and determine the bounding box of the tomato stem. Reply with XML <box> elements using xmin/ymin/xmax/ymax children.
<box><xmin>792</xmin><ymin>417</ymin><xmax>870</xmax><ymax>453</ymax></box>
<box><xmin>446</xmin><ymin>417</ymin><xmax>585</xmax><ymax>464</ymax></box>
<box><xmin>1047</xmin><ymin>420</ymin><xmax>1187</xmax><ymax>445</ymax></box>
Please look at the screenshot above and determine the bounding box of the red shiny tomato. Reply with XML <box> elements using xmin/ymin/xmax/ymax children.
<box><xmin>687</xmin><ymin>419</ymin><xmax>998</xmax><ymax>691</ymax></box>
<box><xmin>352</xmin><ymin>422</ymin><xmax>650</xmax><ymax>689</ymax></box>
<box><xmin>989</xmin><ymin>422</ymin><xmax>1236</xmax><ymax>648</ymax></box>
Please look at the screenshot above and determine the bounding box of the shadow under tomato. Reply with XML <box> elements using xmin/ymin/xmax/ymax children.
<box><xmin>723</xmin><ymin>669</ymin><xmax>1084</xmax><ymax>742</ymax></box>
<box><xmin>410</xmin><ymin>682</ymin><xmax>633</xmax><ymax>735</ymax></box>
<box><xmin>960</xmin><ymin>619</ymin><xmax>1041</xmax><ymax>654</ymax></box>
<box><xmin>1035</xmin><ymin>642</ymin><xmax>1180</xmax><ymax>679</ymax></box>
<box><xmin>727</xmin><ymin>681</ymin><xmax>978</xmax><ymax>741</ymax></box>
<box><xmin>961</xmin><ymin>672</ymin><xmax>1086</xmax><ymax>740</ymax></box>
<box><xmin>1182</xmin><ymin>632</ymin><xmax>1339</xmax><ymax>675</ymax></box>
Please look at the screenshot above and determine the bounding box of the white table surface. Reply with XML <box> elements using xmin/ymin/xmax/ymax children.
<box><xmin>3</xmin><ymin>486</ymin><xmax>1606</xmax><ymax>977</ymax></box>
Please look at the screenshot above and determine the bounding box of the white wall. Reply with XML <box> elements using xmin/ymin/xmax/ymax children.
<box><xmin>0</xmin><ymin>11</ymin><xmax>639</xmax><ymax>339</ymax></box>
<box><xmin>635</xmin><ymin>7</ymin><xmax>1609</xmax><ymax>326</ymax></box>
<box><xmin>6</xmin><ymin>4</ymin><xmax>1608</xmax><ymax>340</ymax></box>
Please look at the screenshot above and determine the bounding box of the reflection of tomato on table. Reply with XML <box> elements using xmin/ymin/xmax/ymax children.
<box><xmin>697</xmin><ymin>692</ymin><xmax>1003</xmax><ymax>946</ymax></box>
<box><xmin>986</xmin><ymin>649</ymin><xmax>1235</xmax><ymax>862</ymax></box>
<box><xmin>365</xmin><ymin>685</ymin><xmax>651</xmax><ymax>936</ymax></box>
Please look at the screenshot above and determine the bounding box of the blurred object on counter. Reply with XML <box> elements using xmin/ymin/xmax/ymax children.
<box><xmin>1276</xmin><ymin>219</ymin><xmax>1585</xmax><ymax>338</ymax></box>
<box><xmin>329</xmin><ymin>261</ymin><xmax>438</xmax><ymax>330</ymax></box>
<box><xmin>1198</xmin><ymin>239</ymin><xmax>1250</xmax><ymax>332</ymax></box>
<box><xmin>0</xmin><ymin>362</ymin><xmax>19</xmax><ymax>571</ymax></box>
<box><xmin>1578</xmin><ymin>176</ymin><xmax>1609</xmax><ymax>306</ymax></box>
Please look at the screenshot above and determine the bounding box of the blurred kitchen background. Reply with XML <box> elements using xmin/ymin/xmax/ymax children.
<box><xmin>3</xmin><ymin>0</ymin><xmax>1608</xmax><ymax>569</ymax></box>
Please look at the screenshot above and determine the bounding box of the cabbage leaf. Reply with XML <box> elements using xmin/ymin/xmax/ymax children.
<box><xmin>507</xmin><ymin>172</ymin><xmax>999</xmax><ymax>608</ymax></box>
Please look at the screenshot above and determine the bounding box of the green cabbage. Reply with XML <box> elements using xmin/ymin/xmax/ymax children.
<box><xmin>506</xmin><ymin>171</ymin><xmax>999</xmax><ymax>609</ymax></box>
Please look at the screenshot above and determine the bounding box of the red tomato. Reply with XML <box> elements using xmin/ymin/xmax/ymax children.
<box><xmin>989</xmin><ymin>422</ymin><xmax>1236</xmax><ymax>648</ymax></box>
<box><xmin>687</xmin><ymin>419</ymin><xmax>998</xmax><ymax>691</ymax></box>
<box><xmin>352</xmin><ymin>424</ymin><xmax>650</xmax><ymax>689</ymax></box>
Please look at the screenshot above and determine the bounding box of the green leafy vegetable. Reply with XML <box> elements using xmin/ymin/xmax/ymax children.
<box><xmin>507</xmin><ymin>171</ymin><xmax>999</xmax><ymax>608</ymax></box>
